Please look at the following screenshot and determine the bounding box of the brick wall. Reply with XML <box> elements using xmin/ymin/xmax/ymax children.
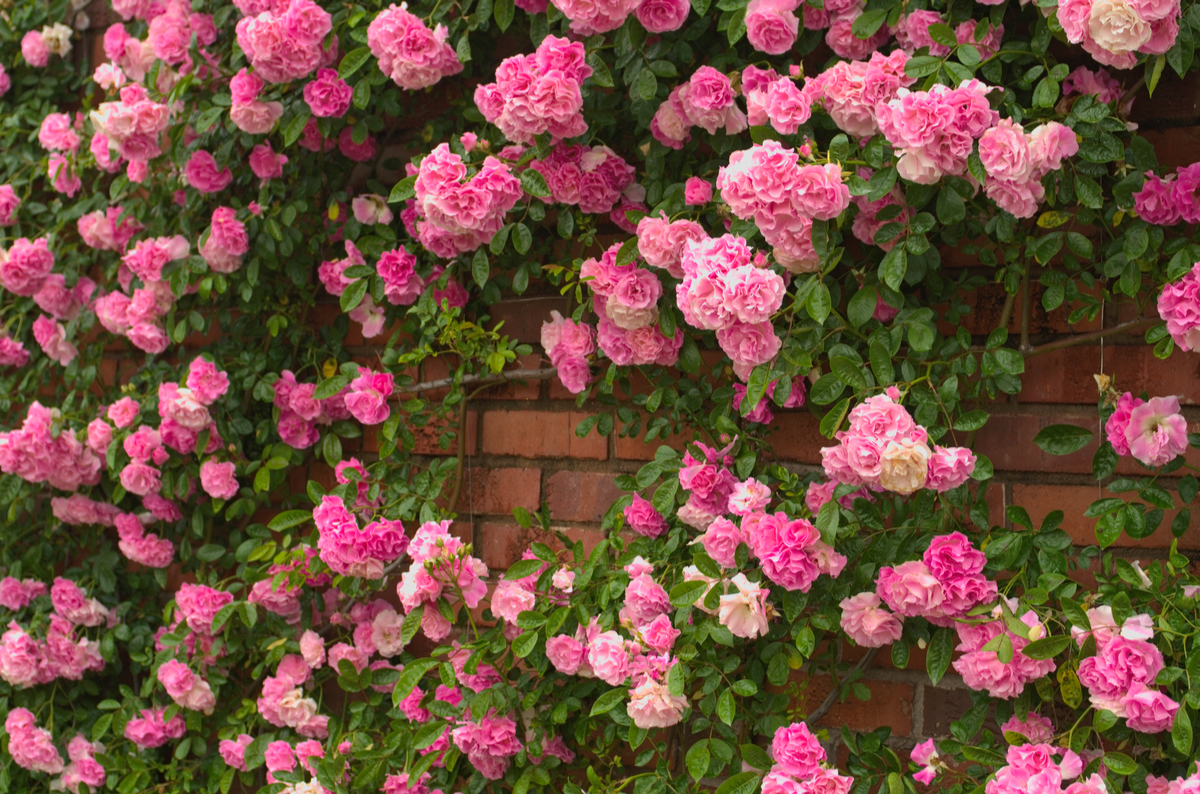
<box><xmin>338</xmin><ymin>71</ymin><xmax>1200</xmax><ymax>757</ymax></box>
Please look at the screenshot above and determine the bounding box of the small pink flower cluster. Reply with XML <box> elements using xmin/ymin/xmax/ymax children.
<box><xmin>367</xmin><ymin>4</ymin><xmax>462</xmax><ymax>90</ymax></box>
<box><xmin>547</xmin><ymin>560</ymin><xmax>689</xmax><ymax>728</ymax></box>
<box><xmin>550</xmin><ymin>0</ymin><xmax>641</xmax><ymax>35</ymax></box>
<box><xmin>1063</xmin><ymin>65</ymin><xmax>1130</xmax><ymax>109</ymax></box>
<box><xmin>146</xmin><ymin>0</ymin><xmax>216</xmax><ymax>69</ymax></box>
<box><xmin>1073</xmin><ymin>605</ymin><xmax>1179</xmax><ymax>733</ymax></box>
<box><xmin>38</xmin><ymin>112</ymin><xmax>80</xmax><ymax>155</ymax></box>
<box><xmin>0</xmin><ymin>580</ymin><xmax>108</xmax><ymax>688</ymax></box>
<box><xmin>93</xmin><ymin>234</ymin><xmax>188</xmax><ymax>354</ymax></box>
<box><xmin>529</xmin><ymin>143</ymin><xmax>638</xmax><ymax>215</ymax></box>
<box><xmin>805</xmin><ymin>50</ymin><xmax>913</xmax><ymax>138</ymax></box>
<box><xmin>313</xmin><ymin>495</ymin><xmax>408</xmax><ymax>578</ymax></box>
<box><xmin>5</xmin><ymin>708</ymin><xmax>63</xmax><ymax>775</ymax></box>
<box><xmin>78</xmin><ymin>206</ymin><xmax>143</xmax><ymax>252</ymax></box>
<box><xmin>411</xmin><ymin>143</ymin><xmax>523</xmax><ymax>257</ymax></box>
<box><xmin>876</xmin><ymin>79</ymin><xmax>999</xmax><ymax>184</ymax></box>
<box><xmin>21</xmin><ymin>24</ymin><xmax>72</xmax><ymax>70</ymax></box>
<box><xmin>247</xmin><ymin>547</ymin><xmax>333</xmax><ymax>623</ymax></box>
<box><xmin>843</xmin><ymin>532</ymin><xmax>996</xmax><ymax>648</ymax></box>
<box><xmin>235</xmin><ymin>0</ymin><xmax>333</xmax><ymax>84</ymax></box>
<box><xmin>157</xmin><ymin>658</ymin><xmax>217</xmax><ymax>714</ymax></box>
<box><xmin>1158</xmin><ymin>262</ymin><xmax>1200</xmax><ymax>350</ymax></box>
<box><xmin>258</xmin><ymin>653</ymin><xmax>331</xmax><ymax>738</ymax></box>
<box><xmin>1</xmin><ymin>236</ymin><xmax>55</xmax><ymax>296</ymax></box>
<box><xmin>318</xmin><ymin>241</ymin><xmax>384</xmax><ymax>338</ymax></box>
<box><xmin>580</xmin><ymin>239</ymin><xmax>681</xmax><ymax>344</ymax></box>
<box><xmin>0</xmin><ymin>402</ymin><xmax>102</xmax><ymax>491</ymax></box>
<box><xmin>52</xmin><ymin>735</ymin><xmax>106</xmax><ymax>793</ymax></box>
<box><xmin>740</xmin><ymin>510</ymin><xmax>845</xmax><ymax>594</ymax></box>
<box><xmin>717</xmin><ymin>141</ymin><xmax>848</xmax><ymax>274</ymax></box>
<box><xmin>985</xmin><ymin>743</ymin><xmax>1105</xmax><ymax>794</ymax></box>
<box><xmin>1135</xmin><ymin>164</ymin><xmax>1200</xmax><ymax>226</ymax></box>
<box><xmin>346</xmin><ymin>368</ymin><xmax>395</xmax><ymax>426</ymax></box>
<box><xmin>123</xmin><ymin>707</ymin><xmax>186</xmax><ymax>749</ymax></box>
<box><xmin>732</xmin><ymin>376</ymin><xmax>806</xmax><ymax>425</ymax></box>
<box><xmin>0</xmin><ymin>184</ymin><xmax>19</xmax><ymax>225</ymax></box>
<box><xmin>451</xmin><ymin>710</ymin><xmax>525</xmax><ymax>780</ymax></box>
<box><xmin>201</xmin><ymin>206</ymin><xmax>250</xmax><ymax>274</ymax></box>
<box><xmin>228</xmin><ymin>67</ymin><xmax>284</xmax><ymax>135</ymax></box>
<box><xmin>1057</xmin><ymin>0</ymin><xmax>1180</xmax><ymax>70</ymax></box>
<box><xmin>674</xmin><ymin>235</ymin><xmax>785</xmax><ymax>375</ymax></box>
<box><xmin>896</xmin><ymin>11</ymin><xmax>1005</xmax><ymax>59</ymax></box>
<box><xmin>762</xmin><ymin>722</ymin><xmax>854</xmax><ymax>794</ymax></box>
<box><xmin>636</xmin><ymin>213</ymin><xmax>707</xmax><ymax>279</ymax></box>
<box><xmin>273</xmin><ymin>369</ymin><xmax>353</xmax><ymax>449</ymax></box>
<box><xmin>102</xmin><ymin>24</ymin><xmax>156</xmax><ymax>85</ymax></box>
<box><xmin>953</xmin><ymin>598</ymin><xmax>1056</xmax><ymax>699</ymax></box>
<box><xmin>540</xmin><ymin>309</ymin><xmax>596</xmax><ymax>395</ymax></box>
<box><xmin>89</xmin><ymin>84</ymin><xmax>172</xmax><ymax>183</ymax></box>
<box><xmin>743</xmin><ymin>65</ymin><xmax>813</xmax><ymax>136</ymax></box>
<box><xmin>1147</xmin><ymin>763</ymin><xmax>1200</xmax><ymax>792</ymax></box>
<box><xmin>0</xmin><ymin>577</ymin><xmax>47</xmax><ymax>610</ymax></box>
<box><xmin>396</xmin><ymin>520</ymin><xmax>489</xmax><ymax>642</ymax></box>
<box><xmin>820</xmin><ymin>388</ymin><xmax>976</xmax><ymax>496</ymax></box>
<box><xmin>652</xmin><ymin>66</ymin><xmax>749</xmax><ymax>149</ymax></box>
<box><xmin>32</xmin><ymin>312</ymin><xmax>79</xmax><ymax>366</ymax></box>
<box><xmin>978</xmin><ymin>119</ymin><xmax>1078</xmax><ymax>218</ymax></box>
<box><xmin>474</xmin><ymin>36</ymin><xmax>591</xmax><ymax>144</ymax></box>
<box><xmin>1104</xmin><ymin>392</ymin><xmax>1189</xmax><ymax>467</ymax></box>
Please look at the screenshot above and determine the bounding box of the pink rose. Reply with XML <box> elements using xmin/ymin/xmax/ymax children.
<box><xmin>746</xmin><ymin>0</ymin><xmax>800</xmax><ymax>54</ymax></box>
<box><xmin>634</xmin><ymin>0</ymin><xmax>690</xmax><ymax>32</ymax></box>
<box><xmin>199</xmin><ymin>460</ymin><xmax>239</xmax><ymax>500</ymax></box>
<box><xmin>1123</xmin><ymin>683</ymin><xmax>1179</xmax><ymax>733</ymax></box>
<box><xmin>184</xmin><ymin>150</ymin><xmax>233</xmax><ymax>193</ymax></box>
<box><xmin>772</xmin><ymin>722</ymin><xmax>826</xmax><ymax>778</ymax></box>
<box><xmin>304</xmin><ymin>68</ymin><xmax>352</xmax><ymax>117</ymax></box>
<box><xmin>546</xmin><ymin>634</ymin><xmax>586</xmax><ymax>675</ymax></box>
<box><xmin>1125</xmin><ymin>395</ymin><xmax>1188</xmax><ymax>467</ymax></box>
<box><xmin>586</xmin><ymin>630</ymin><xmax>630</xmax><ymax>685</ymax></box>
<box><xmin>839</xmin><ymin>592</ymin><xmax>904</xmax><ymax>647</ymax></box>
<box><xmin>626</xmin><ymin>676</ymin><xmax>688</xmax><ymax>729</ymax></box>
<box><xmin>1</xmin><ymin>237</ymin><xmax>55</xmax><ymax>296</ymax></box>
<box><xmin>876</xmin><ymin>560</ymin><xmax>943</xmax><ymax>618</ymax></box>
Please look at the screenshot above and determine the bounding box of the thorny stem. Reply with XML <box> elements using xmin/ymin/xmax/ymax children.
<box><xmin>805</xmin><ymin>648</ymin><xmax>879</xmax><ymax>725</ymax></box>
<box><xmin>1025</xmin><ymin>317</ymin><xmax>1158</xmax><ymax>357</ymax></box>
<box><xmin>1019</xmin><ymin>267</ymin><xmax>1032</xmax><ymax>353</ymax></box>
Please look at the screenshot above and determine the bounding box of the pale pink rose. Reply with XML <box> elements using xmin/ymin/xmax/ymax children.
<box><xmin>184</xmin><ymin>150</ymin><xmax>232</xmax><ymax>193</ymax></box>
<box><xmin>626</xmin><ymin>675</ymin><xmax>688</xmax><ymax>729</ymax></box>
<box><xmin>876</xmin><ymin>560</ymin><xmax>943</xmax><ymax>617</ymax></box>
<box><xmin>1122</xmin><ymin>682</ymin><xmax>1179</xmax><ymax>733</ymax></box>
<box><xmin>199</xmin><ymin>460</ymin><xmax>239</xmax><ymax>500</ymax></box>
<box><xmin>640</xmin><ymin>614</ymin><xmax>680</xmax><ymax>653</ymax></box>
<box><xmin>22</xmin><ymin>31</ymin><xmax>50</xmax><ymax>67</ymax></box>
<box><xmin>746</xmin><ymin>0</ymin><xmax>800</xmax><ymax>54</ymax></box>
<box><xmin>634</xmin><ymin>0</ymin><xmax>690</xmax><ymax>32</ymax></box>
<box><xmin>546</xmin><ymin>634</ymin><xmax>586</xmax><ymax>675</ymax></box>
<box><xmin>219</xmin><ymin>735</ymin><xmax>254</xmax><ymax>772</ymax></box>
<box><xmin>926</xmin><ymin>446</ymin><xmax>976</xmax><ymax>492</ymax></box>
<box><xmin>979</xmin><ymin>119</ymin><xmax>1031</xmax><ymax>181</ymax></box>
<box><xmin>300</xmin><ymin>630</ymin><xmax>326</xmax><ymax>668</ymax></box>
<box><xmin>840</xmin><ymin>592</ymin><xmax>904</xmax><ymax>647</ymax></box>
<box><xmin>587</xmin><ymin>631</ymin><xmax>630</xmax><ymax>685</ymax></box>
<box><xmin>1088</xmin><ymin>0</ymin><xmax>1152</xmax><ymax>53</ymax></box>
<box><xmin>230</xmin><ymin>100</ymin><xmax>283</xmax><ymax>134</ymax></box>
<box><xmin>1125</xmin><ymin>395</ymin><xmax>1188</xmax><ymax>467</ymax></box>
<box><xmin>718</xmin><ymin>573</ymin><xmax>770</xmax><ymax>639</ymax></box>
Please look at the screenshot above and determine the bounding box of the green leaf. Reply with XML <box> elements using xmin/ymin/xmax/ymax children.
<box><xmin>851</xmin><ymin>8</ymin><xmax>888</xmax><ymax>38</ymax></box>
<box><xmin>589</xmin><ymin>688</ymin><xmax>628</xmax><ymax>717</ymax></box>
<box><xmin>519</xmin><ymin>169</ymin><xmax>551</xmax><ymax>197</ymax></box>
<box><xmin>1103</xmin><ymin>752</ymin><xmax>1138</xmax><ymax>776</ymax></box>
<box><xmin>634</xmin><ymin>69</ymin><xmax>658</xmax><ymax>101</ymax></box>
<box><xmin>717</xmin><ymin>688</ymin><xmax>735</xmax><ymax>725</ymax></box>
<box><xmin>927</xmin><ymin>627</ymin><xmax>954</xmax><ymax>686</ymax></box>
<box><xmin>471</xmin><ymin>248</ymin><xmax>490</xmax><ymax>289</ymax></box>
<box><xmin>314</xmin><ymin>375</ymin><xmax>350</xmax><ymax>400</ymax></box>
<box><xmin>1033</xmin><ymin>424</ymin><xmax>1093</xmax><ymax>456</ymax></box>
<box><xmin>338</xmin><ymin>47</ymin><xmax>373</xmax><ymax>80</ymax></box>
<box><xmin>880</xmin><ymin>246</ymin><xmax>907</xmax><ymax>291</ymax></box>
<box><xmin>937</xmin><ymin>187</ymin><xmax>966</xmax><ymax>224</ymax></box>
<box><xmin>493</xmin><ymin>0</ymin><xmax>514</xmax><ymax>30</ymax></box>
<box><xmin>392</xmin><ymin>659</ymin><xmax>439</xmax><ymax>706</ymax></box>
<box><xmin>807</xmin><ymin>283</ymin><xmax>832</xmax><ymax>324</ymax></box>
<box><xmin>511</xmin><ymin>630</ymin><xmax>539</xmax><ymax>658</ymax></box>
<box><xmin>847</xmin><ymin>286</ymin><xmax>877</xmax><ymax>329</ymax></box>
<box><xmin>1173</xmin><ymin>706</ymin><xmax>1193</xmax><ymax>754</ymax></box>
<box><xmin>669</xmin><ymin>580</ymin><xmax>708</xmax><ymax>607</ymax></box>
<box><xmin>504</xmin><ymin>559</ymin><xmax>543</xmax><ymax>580</ymax></box>
<box><xmin>340</xmin><ymin>278</ymin><xmax>369</xmax><ymax>312</ymax></box>
<box><xmin>830</xmin><ymin>356</ymin><xmax>868</xmax><ymax>390</ymax></box>
<box><xmin>389</xmin><ymin>175</ymin><xmax>417</xmax><ymax>203</ymax></box>
<box><xmin>282</xmin><ymin>110</ymin><xmax>312</xmax><ymax>148</ymax></box>
<box><xmin>686</xmin><ymin>740</ymin><xmax>711</xmax><ymax>782</ymax></box>
<box><xmin>1020</xmin><ymin>635</ymin><xmax>1072</xmax><ymax>660</ymax></box>
<box><xmin>268</xmin><ymin>509</ymin><xmax>311</xmax><ymax>531</ymax></box>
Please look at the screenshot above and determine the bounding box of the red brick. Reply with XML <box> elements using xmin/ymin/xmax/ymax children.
<box><xmin>1021</xmin><ymin>345</ymin><xmax>1200</xmax><ymax>406</ymax></box>
<box><xmin>1014</xmin><ymin>483</ymin><xmax>1200</xmax><ymax>549</ymax></box>
<box><xmin>788</xmin><ymin>672</ymin><xmax>913</xmax><ymax>737</ymax></box>
<box><xmin>614</xmin><ymin>425</ymin><xmax>696</xmax><ymax>460</ymax></box>
<box><xmin>545</xmin><ymin>470</ymin><xmax>626</xmax><ymax>523</ymax></box>
<box><xmin>478</xmin><ymin>521</ymin><xmax>606</xmax><ymax>570</ymax></box>
<box><xmin>1130</xmin><ymin>70</ymin><xmax>1200</xmax><ymax>125</ymax></box>
<box><xmin>766</xmin><ymin>411</ymin><xmax>825</xmax><ymax>465</ymax></box>
<box><xmin>481</xmin><ymin>410</ymin><xmax>607</xmax><ymax>460</ymax></box>
<box><xmin>1142</xmin><ymin>127</ymin><xmax>1200</xmax><ymax>170</ymax></box>
<box><xmin>490</xmin><ymin>296</ymin><xmax>571</xmax><ymax>346</ymax></box>
<box><xmin>410</xmin><ymin>411</ymin><xmax>478</xmax><ymax>456</ymax></box>
<box><xmin>475</xmin><ymin>354</ymin><xmax>544</xmax><ymax>401</ymax></box>
<box><xmin>454</xmin><ymin>467</ymin><xmax>540</xmax><ymax>516</ymax></box>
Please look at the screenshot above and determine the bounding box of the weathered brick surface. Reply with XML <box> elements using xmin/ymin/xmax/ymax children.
<box><xmin>481</xmin><ymin>410</ymin><xmax>608</xmax><ymax>460</ymax></box>
<box><xmin>545</xmin><ymin>470</ymin><xmax>625</xmax><ymax>523</ymax></box>
<box><xmin>454</xmin><ymin>467</ymin><xmax>540</xmax><ymax>516</ymax></box>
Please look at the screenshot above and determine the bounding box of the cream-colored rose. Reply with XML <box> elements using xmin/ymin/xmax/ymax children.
<box><xmin>606</xmin><ymin>302</ymin><xmax>657</xmax><ymax>330</ymax></box>
<box><xmin>878</xmin><ymin>437</ymin><xmax>931</xmax><ymax>495</ymax></box>
<box><xmin>1088</xmin><ymin>0</ymin><xmax>1151</xmax><ymax>53</ymax></box>
<box><xmin>41</xmin><ymin>23</ymin><xmax>73</xmax><ymax>57</ymax></box>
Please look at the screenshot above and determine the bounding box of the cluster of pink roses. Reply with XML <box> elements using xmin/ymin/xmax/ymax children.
<box><xmin>89</xmin><ymin>83</ymin><xmax>172</xmax><ymax>184</ymax></box>
<box><xmin>367</xmin><ymin>4</ymin><xmax>462</xmax><ymax>90</ymax></box>
<box><xmin>805</xmin><ymin>50</ymin><xmax>912</xmax><ymax>139</ymax></box>
<box><xmin>762</xmin><ymin>722</ymin><xmax>854</xmax><ymax>793</ymax></box>
<box><xmin>93</xmin><ymin>234</ymin><xmax>188</xmax><ymax>354</ymax></box>
<box><xmin>1057</xmin><ymin>0</ymin><xmax>1180</xmax><ymax>69</ymax></box>
<box><xmin>529</xmin><ymin>143</ymin><xmax>640</xmax><ymax>217</ymax></box>
<box><xmin>410</xmin><ymin>143</ymin><xmax>523</xmax><ymax>257</ymax></box>
<box><xmin>5</xmin><ymin>709</ymin><xmax>72</xmax><ymax>779</ymax></box>
<box><xmin>745</xmin><ymin>0</ymin><xmax>887</xmax><ymax>61</ymax></box>
<box><xmin>896</xmin><ymin>12</ymin><xmax>1005</xmax><ymax>59</ymax></box>
<box><xmin>474</xmin><ymin>36</ymin><xmax>592</xmax><ymax>144</ymax></box>
<box><xmin>876</xmin><ymin>79</ymin><xmax>1000</xmax><ymax>184</ymax></box>
<box><xmin>450</xmin><ymin>711</ymin><xmax>526</xmax><ymax>781</ymax></box>
<box><xmin>978</xmin><ymin>119</ymin><xmax>1079</xmax><ymax>218</ymax></box>
<box><xmin>581</xmin><ymin>242</ymin><xmax>685</xmax><ymax>368</ymax></box>
<box><xmin>1073</xmin><ymin>604</ymin><xmax>1179</xmax><ymax>733</ymax></box>
<box><xmin>540</xmin><ymin>309</ymin><xmax>596</xmax><ymax>394</ymax></box>
<box><xmin>123</xmin><ymin>707</ymin><xmax>186</xmax><ymax>749</ymax></box>
<box><xmin>20</xmin><ymin>23</ymin><xmax>72</xmax><ymax>69</ymax></box>
<box><xmin>228</xmin><ymin>68</ymin><xmax>284</xmax><ymax>135</ymax></box>
<box><xmin>272</xmin><ymin>368</ymin><xmax>353</xmax><ymax>449</ymax></box>
<box><xmin>235</xmin><ymin>0</ymin><xmax>334</xmax><ymax>84</ymax></box>
<box><xmin>840</xmin><ymin>532</ymin><xmax>996</xmax><ymax>648</ymax></box>
<box><xmin>955</xmin><ymin>598</ymin><xmax>1056</xmax><ymax>699</ymax></box>
<box><xmin>313</xmin><ymin>495</ymin><xmax>409</xmax><ymax>579</ymax></box>
<box><xmin>257</xmin><ymin>651</ymin><xmax>333</xmax><ymax>739</ymax></box>
<box><xmin>1135</xmin><ymin>164</ymin><xmax>1200</xmax><ymax>226</ymax></box>
<box><xmin>0</xmin><ymin>578</ymin><xmax>109</xmax><ymax>689</ymax></box>
<box><xmin>1157</xmin><ymin>262</ymin><xmax>1200</xmax><ymax>351</ymax></box>
<box><xmin>0</xmin><ymin>402</ymin><xmax>102</xmax><ymax>491</ymax></box>
<box><xmin>317</xmin><ymin>240</ymin><xmax>386</xmax><ymax>338</ymax></box>
<box><xmin>200</xmin><ymin>207</ymin><xmax>250</xmax><ymax>274</ymax></box>
<box><xmin>652</xmin><ymin>66</ymin><xmax>749</xmax><ymax>149</ymax></box>
<box><xmin>101</xmin><ymin>23</ymin><xmax>156</xmax><ymax>86</ymax></box>
<box><xmin>157</xmin><ymin>658</ymin><xmax>217</xmax><ymax>714</ymax></box>
<box><xmin>820</xmin><ymin>388</ymin><xmax>977</xmax><ymax>496</ymax></box>
<box><xmin>78</xmin><ymin>205</ymin><xmax>143</xmax><ymax>252</ymax></box>
<box><xmin>1</xmin><ymin>236</ymin><xmax>55</xmax><ymax>297</ymax></box>
<box><xmin>552</xmin><ymin>0</ymin><xmax>688</xmax><ymax>35</ymax></box>
<box><xmin>985</xmin><ymin>742</ymin><xmax>1107</xmax><ymax>794</ymax></box>
<box><xmin>743</xmin><ymin>65</ymin><xmax>813</xmax><ymax>136</ymax></box>
<box><xmin>717</xmin><ymin>141</ymin><xmax>848</xmax><ymax>274</ymax></box>
<box><xmin>1104</xmin><ymin>392</ymin><xmax>1189</xmax><ymax>467</ymax></box>
<box><xmin>396</xmin><ymin>520</ymin><xmax>489</xmax><ymax>642</ymax></box>
<box><xmin>545</xmin><ymin>557</ymin><xmax>689</xmax><ymax>729</ymax></box>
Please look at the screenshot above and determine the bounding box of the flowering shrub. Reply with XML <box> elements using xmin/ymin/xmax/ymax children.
<box><xmin>2</xmin><ymin>0</ymin><xmax>1200</xmax><ymax>792</ymax></box>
